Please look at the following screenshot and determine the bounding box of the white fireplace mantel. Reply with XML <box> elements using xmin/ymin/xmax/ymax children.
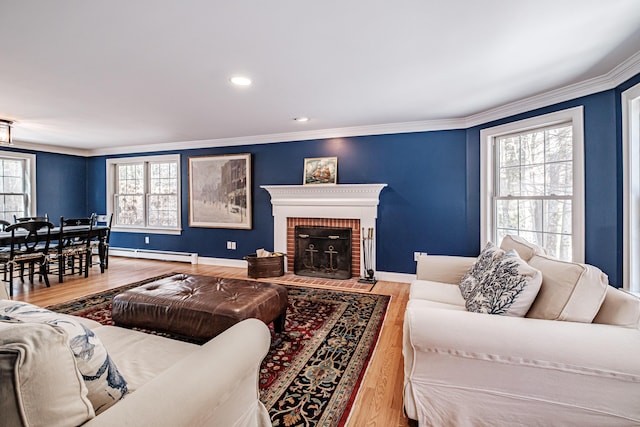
<box><xmin>261</xmin><ymin>184</ymin><xmax>387</xmax><ymax>276</ymax></box>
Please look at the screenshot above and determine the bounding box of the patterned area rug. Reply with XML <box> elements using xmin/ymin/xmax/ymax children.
<box><xmin>47</xmin><ymin>274</ymin><xmax>390</xmax><ymax>427</ymax></box>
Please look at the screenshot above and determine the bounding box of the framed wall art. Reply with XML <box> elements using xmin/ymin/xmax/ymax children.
<box><xmin>303</xmin><ymin>157</ymin><xmax>338</xmax><ymax>185</ymax></box>
<box><xmin>188</xmin><ymin>153</ymin><xmax>252</xmax><ymax>229</ymax></box>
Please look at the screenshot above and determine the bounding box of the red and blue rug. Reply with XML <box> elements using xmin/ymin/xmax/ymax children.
<box><xmin>47</xmin><ymin>274</ymin><xmax>390</xmax><ymax>427</ymax></box>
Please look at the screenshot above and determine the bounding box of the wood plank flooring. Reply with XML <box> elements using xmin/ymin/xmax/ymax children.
<box><xmin>8</xmin><ymin>256</ymin><xmax>412</xmax><ymax>427</ymax></box>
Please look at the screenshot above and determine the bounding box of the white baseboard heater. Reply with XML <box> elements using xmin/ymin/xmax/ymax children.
<box><xmin>110</xmin><ymin>248</ymin><xmax>198</xmax><ymax>264</ymax></box>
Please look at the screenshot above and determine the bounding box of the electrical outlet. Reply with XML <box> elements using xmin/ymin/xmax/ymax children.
<box><xmin>414</xmin><ymin>251</ymin><xmax>427</xmax><ymax>261</ymax></box>
<box><xmin>145</xmin><ymin>236</ymin><xmax>150</xmax><ymax>244</ymax></box>
<box><xmin>227</xmin><ymin>241</ymin><xmax>237</xmax><ymax>250</ymax></box>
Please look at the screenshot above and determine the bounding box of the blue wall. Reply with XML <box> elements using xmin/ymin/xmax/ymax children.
<box><xmin>26</xmin><ymin>71</ymin><xmax>639</xmax><ymax>285</ymax></box>
<box><xmin>3</xmin><ymin>148</ymin><xmax>88</xmax><ymax>220</ymax></box>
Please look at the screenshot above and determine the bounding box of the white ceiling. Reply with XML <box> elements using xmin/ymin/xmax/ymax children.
<box><xmin>1</xmin><ymin>1</ymin><xmax>640</xmax><ymax>154</ymax></box>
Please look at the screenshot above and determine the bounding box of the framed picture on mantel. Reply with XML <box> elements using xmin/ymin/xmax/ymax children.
<box><xmin>188</xmin><ymin>153</ymin><xmax>252</xmax><ymax>229</ymax></box>
<box><xmin>303</xmin><ymin>157</ymin><xmax>338</xmax><ymax>185</ymax></box>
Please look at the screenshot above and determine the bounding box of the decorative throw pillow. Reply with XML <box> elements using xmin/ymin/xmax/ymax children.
<box><xmin>459</xmin><ymin>242</ymin><xmax>504</xmax><ymax>299</ymax></box>
<box><xmin>526</xmin><ymin>254</ymin><xmax>608</xmax><ymax>323</ymax></box>
<box><xmin>0</xmin><ymin>321</ymin><xmax>95</xmax><ymax>427</ymax></box>
<box><xmin>499</xmin><ymin>234</ymin><xmax>546</xmax><ymax>262</ymax></box>
<box><xmin>464</xmin><ymin>249</ymin><xmax>543</xmax><ymax>316</ymax></box>
<box><xmin>0</xmin><ymin>301</ymin><xmax>128</xmax><ymax>414</ymax></box>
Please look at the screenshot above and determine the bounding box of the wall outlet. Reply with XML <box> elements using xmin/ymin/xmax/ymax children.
<box><xmin>414</xmin><ymin>251</ymin><xmax>428</xmax><ymax>261</ymax></box>
<box><xmin>144</xmin><ymin>236</ymin><xmax>150</xmax><ymax>245</ymax></box>
<box><xmin>227</xmin><ymin>241</ymin><xmax>236</xmax><ymax>250</ymax></box>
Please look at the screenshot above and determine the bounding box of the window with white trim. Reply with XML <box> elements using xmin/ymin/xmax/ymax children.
<box><xmin>106</xmin><ymin>154</ymin><xmax>181</xmax><ymax>234</ymax></box>
<box><xmin>0</xmin><ymin>151</ymin><xmax>36</xmax><ymax>222</ymax></box>
<box><xmin>480</xmin><ymin>107</ymin><xmax>585</xmax><ymax>262</ymax></box>
<box><xmin>623</xmin><ymin>82</ymin><xmax>640</xmax><ymax>294</ymax></box>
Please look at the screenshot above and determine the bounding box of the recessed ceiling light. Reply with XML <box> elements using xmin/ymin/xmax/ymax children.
<box><xmin>294</xmin><ymin>117</ymin><xmax>309</xmax><ymax>122</ymax></box>
<box><xmin>230</xmin><ymin>76</ymin><xmax>252</xmax><ymax>86</ymax></box>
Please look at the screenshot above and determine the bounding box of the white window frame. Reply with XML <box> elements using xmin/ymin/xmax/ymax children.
<box><xmin>0</xmin><ymin>150</ymin><xmax>37</xmax><ymax>219</ymax></box>
<box><xmin>106</xmin><ymin>154</ymin><xmax>182</xmax><ymax>235</ymax></box>
<box><xmin>622</xmin><ymin>82</ymin><xmax>640</xmax><ymax>294</ymax></box>
<box><xmin>480</xmin><ymin>106</ymin><xmax>585</xmax><ymax>262</ymax></box>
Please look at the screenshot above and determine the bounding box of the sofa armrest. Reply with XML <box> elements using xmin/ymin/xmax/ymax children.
<box><xmin>415</xmin><ymin>255</ymin><xmax>476</xmax><ymax>283</ymax></box>
<box><xmin>84</xmin><ymin>319</ymin><xmax>272</xmax><ymax>427</ymax></box>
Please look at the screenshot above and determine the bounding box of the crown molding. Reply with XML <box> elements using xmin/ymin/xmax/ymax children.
<box><xmin>10</xmin><ymin>139</ymin><xmax>90</xmax><ymax>157</ymax></box>
<box><xmin>19</xmin><ymin>50</ymin><xmax>640</xmax><ymax>157</ymax></box>
<box><xmin>87</xmin><ymin>118</ymin><xmax>462</xmax><ymax>157</ymax></box>
<box><xmin>463</xmin><ymin>50</ymin><xmax>640</xmax><ymax>128</ymax></box>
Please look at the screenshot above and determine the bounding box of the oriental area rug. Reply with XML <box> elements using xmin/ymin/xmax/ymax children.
<box><xmin>47</xmin><ymin>274</ymin><xmax>390</xmax><ymax>427</ymax></box>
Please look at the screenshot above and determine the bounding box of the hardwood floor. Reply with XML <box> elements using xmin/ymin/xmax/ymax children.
<box><xmin>9</xmin><ymin>256</ymin><xmax>412</xmax><ymax>427</ymax></box>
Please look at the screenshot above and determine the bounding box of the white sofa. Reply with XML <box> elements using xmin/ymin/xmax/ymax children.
<box><xmin>403</xmin><ymin>237</ymin><xmax>640</xmax><ymax>426</ymax></box>
<box><xmin>0</xmin><ymin>284</ymin><xmax>272</xmax><ymax>427</ymax></box>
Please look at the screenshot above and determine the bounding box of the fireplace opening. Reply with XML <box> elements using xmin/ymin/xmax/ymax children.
<box><xmin>294</xmin><ymin>226</ymin><xmax>352</xmax><ymax>280</ymax></box>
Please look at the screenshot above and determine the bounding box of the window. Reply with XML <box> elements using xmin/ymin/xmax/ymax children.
<box><xmin>106</xmin><ymin>154</ymin><xmax>181</xmax><ymax>234</ymax></box>
<box><xmin>623</xmin><ymin>82</ymin><xmax>640</xmax><ymax>294</ymax></box>
<box><xmin>481</xmin><ymin>107</ymin><xmax>584</xmax><ymax>262</ymax></box>
<box><xmin>0</xmin><ymin>151</ymin><xmax>36</xmax><ymax>222</ymax></box>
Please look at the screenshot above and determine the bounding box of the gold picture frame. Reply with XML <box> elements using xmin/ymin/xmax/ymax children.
<box><xmin>188</xmin><ymin>153</ymin><xmax>252</xmax><ymax>229</ymax></box>
<box><xmin>303</xmin><ymin>157</ymin><xmax>338</xmax><ymax>185</ymax></box>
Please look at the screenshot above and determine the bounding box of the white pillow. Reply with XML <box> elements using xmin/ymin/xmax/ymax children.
<box><xmin>526</xmin><ymin>254</ymin><xmax>608</xmax><ymax>323</ymax></box>
<box><xmin>0</xmin><ymin>301</ymin><xmax>128</xmax><ymax>414</ymax></box>
<box><xmin>0</xmin><ymin>321</ymin><xmax>95</xmax><ymax>426</ymax></box>
<box><xmin>464</xmin><ymin>249</ymin><xmax>542</xmax><ymax>317</ymax></box>
<box><xmin>499</xmin><ymin>234</ymin><xmax>546</xmax><ymax>262</ymax></box>
<box><xmin>459</xmin><ymin>242</ymin><xmax>504</xmax><ymax>300</ymax></box>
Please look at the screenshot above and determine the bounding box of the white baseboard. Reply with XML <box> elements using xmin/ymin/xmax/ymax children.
<box><xmin>110</xmin><ymin>248</ymin><xmax>198</xmax><ymax>264</ymax></box>
<box><xmin>375</xmin><ymin>271</ymin><xmax>414</xmax><ymax>284</ymax></box>
<box><xmin>112</xmin><ymin>249</ymin><xmax>414</xmax><ymax>283</ymax></box>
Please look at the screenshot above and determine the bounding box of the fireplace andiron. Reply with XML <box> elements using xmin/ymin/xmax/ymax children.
<box><xmin>358</xmin><ymin>227</ymin><xmax>377</xmax><ymax>284</ymax></box>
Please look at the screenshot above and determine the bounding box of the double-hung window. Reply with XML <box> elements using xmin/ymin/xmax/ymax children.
<box><xmin>0</xmin><ymin>151</ymin><xmax>36</xmax><ymax>222</ymax></box>
<box><xmin>106</xmin><ymin>154</ymin><xmax>181</xmax><ymax>234</ymax></box>
<box><xmin>623</xmin><ymin>82</ymin><xmax>640</xmax><ymax>293</ymax></box>
<box><xmin>481</xmin><ymin>107</ymin><xmax>584</xmax><ymax>262</ymax></box>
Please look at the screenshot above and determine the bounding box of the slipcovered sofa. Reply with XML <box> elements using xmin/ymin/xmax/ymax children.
<box><xmin>0</xmin><ymin>283</ymin><xmax>272</xmax><ymax>427</ymax></box>
<box><xmin>403</xmin><ymin>236</ymin><xmax>640</xmax><ymax>426</ymax></box>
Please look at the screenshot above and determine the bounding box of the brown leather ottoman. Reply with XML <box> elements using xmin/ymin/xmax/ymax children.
<box><xmin>111</xmin><ymin>273</ymin><xmax>288</xmax><ymax>342</ymax></box>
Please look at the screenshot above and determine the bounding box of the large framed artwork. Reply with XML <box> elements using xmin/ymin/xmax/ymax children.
<box><xmin>188</xmin><ymin>153</ymin><xmax>252</xmax><ymax>229</ymax></box>
<box><xmin>303</xmin><ymin>157</ymin><xmax>338</xmax><ymax>185</ymax></box>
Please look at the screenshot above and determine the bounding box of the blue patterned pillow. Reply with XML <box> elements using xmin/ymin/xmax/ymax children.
<box><xmin>459</xmin><ymin>242</ymin><xmax>504</xmax><ymax>299</ymax></box>
<box><xmin>0</xmin><ymin>300</ymin><xmax>128</xmax><ymax>414</ymax></box>
<box><xmin>464</xmin><ymin>249</ymin><xmax>543</xmax><ymax>317</ymax></box>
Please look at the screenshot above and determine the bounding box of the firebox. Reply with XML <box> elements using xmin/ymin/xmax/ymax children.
<box><xmin>294</xmin><ymin>226</ymin><xmax>352</xmax><ymax>280</ymax></box>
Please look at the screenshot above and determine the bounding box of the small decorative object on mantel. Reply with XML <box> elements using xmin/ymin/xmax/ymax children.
<box><xmin>358</xmin><ymin>227</ymin><xmax>377</xmax><ymax>284</ymax></box>
<box><xmin>303</xmin><ymin>157</ymin><xmax>337</xmax><ymax>185</ymax></box>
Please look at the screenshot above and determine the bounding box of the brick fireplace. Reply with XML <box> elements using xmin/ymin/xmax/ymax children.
<box><xmin>288</xmin><ymin>217</ymin><xmax>360</xmax><ymax>277</ymax></box>
<box><xmin>261</xmin><ymin>184</ymin><xmax>386</xmax><ymax>278</ymax></box>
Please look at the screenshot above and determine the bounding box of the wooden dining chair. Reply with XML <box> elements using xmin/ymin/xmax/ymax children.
<box><xmin>50</xmin><ymin>215</ymin><xmax>94</xmax><ymax>283</ymax></box>
<box><xmin>3</xmin><ymin>220</ymin><xmax>54</xmax><ymax>297</ymax></box>
<box><xmin>90</xmin><ymin>213</ymin><xmax>112</xmax><ymax>270</ymax></box>
<box><xmin>14</xmin><ymin>214</ymin><xmax>49</xmax><ymax>223</ymax></box>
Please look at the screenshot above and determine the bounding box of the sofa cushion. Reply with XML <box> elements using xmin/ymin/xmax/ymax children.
<box><xmin>464</xmin><ymin>249</ymin><xmax>543</xmax><ymax>316</ymax></box>
<box><xmin>593</xmin><ymin>286</ymin><xmax>640</xmax><ymax>329</ymax></box>
<box><xmin>499</xmin><ymin>234</ymin><xmax>546</xmax><ymax>262</ymax></box>
<box><xmin>0</xmin><ymin>321</ymin><xmax>95</xmax><ymax>427</ymax></box>
<box><xmin>459</xmin><ymin>242</ymin><xmax>504</xmax><ymax>300</ymax></box>
<box><xmin>526</xmin><ymin>255</ymin><xmax>608</xmax><ymax>322</ymax></box>
<box><xmin>0</xmin><ymin>301</ymin><xmax>128</xmax><ymax>414</ymax></box>
<box><xmin>410</xmin><ymin>279</ymin><xmax>466</xmax><ymax>306</ymax></box>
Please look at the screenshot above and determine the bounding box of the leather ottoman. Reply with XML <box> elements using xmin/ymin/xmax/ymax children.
<box><xmin>111</xmin><ymin>273</ymin><xmax>288</xmax><ymax>342</ymax></box>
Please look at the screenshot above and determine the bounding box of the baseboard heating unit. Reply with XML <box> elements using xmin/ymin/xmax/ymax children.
<box><xmin>110</xmin><ymin>248</ymin><xmax>198</xmax><ymax>264</ymax></box>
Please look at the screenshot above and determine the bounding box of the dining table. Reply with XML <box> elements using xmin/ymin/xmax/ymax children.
<box><xmin>0</xmin><ymin>224</ymin><xmax>111</xmax><ymax>273</ymax></box>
